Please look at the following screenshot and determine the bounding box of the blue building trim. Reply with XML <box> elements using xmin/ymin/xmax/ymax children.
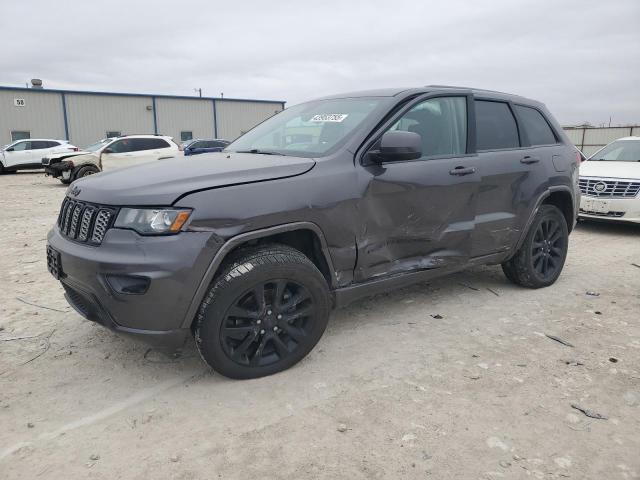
<box><xmin>60</xmin><ymin>92</ymin><xmax>70</xmax><ymax>140</ymax></box>
<box><xmin>0</xmin><ymin>85</ymin><xmax>285</xmax><ymax>105</ymax></box>
<box><xmin>152</xmin><ymin>96</ymin><xmax>158</xmax><ymax>134</ymax></box>
<box><xmin>212</xmin><ymin>99</ymin><xmax>218</xmax><ymax>138</ymax></box>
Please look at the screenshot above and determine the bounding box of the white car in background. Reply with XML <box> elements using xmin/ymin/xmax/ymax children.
<box><xmin>0</xmin><ymin>139</ymin><xmax>79</xmax><ymax>173</ymax></box>
<box><xmin>43</xmin><ymin>134</ymin><xmax>180</xmax><ymax>184</ymax></box>
<box><xmin>579</xmin><ymin>136</ymin><xmax>640</xmax><ymax>223</ymax></box>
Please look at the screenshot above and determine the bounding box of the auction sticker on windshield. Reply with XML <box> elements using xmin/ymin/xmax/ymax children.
<box><xmin>310</xmin><ymin>114</ymin><xmax>348</xmax><ymax>122</ymax></box>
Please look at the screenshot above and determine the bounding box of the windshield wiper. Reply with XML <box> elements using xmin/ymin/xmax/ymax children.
<box><xmin>235</xmin><ymin>149</ymin><xmax>286</xmax><ymax>156</ymax></box>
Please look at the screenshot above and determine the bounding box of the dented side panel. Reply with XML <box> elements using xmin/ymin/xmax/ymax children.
<box><xmin>354</xmin><ymin>157</ymin><xmax>480</xmax><ymax>281</ymax></box>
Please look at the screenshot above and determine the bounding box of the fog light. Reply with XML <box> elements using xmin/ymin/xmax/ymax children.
<box><xmin>106</xmin><ymin>275</ymin><xmax>150</xmax><ymax>295</ymax></box>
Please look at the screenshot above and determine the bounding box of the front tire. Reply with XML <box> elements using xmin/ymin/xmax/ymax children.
<box><xmin>74</xmin><ymin>165</ymin><xmax>99</xmax><ymax>179</ymax></box>
<box><xmin>194</xmin><ymin>245</ymin><xmax>331</xmax><ymax>379</ymax></box>
<box><xmin>502</xmin><ymin>204</ymin><xmax>569</xmax><ymax>288</ymax></box>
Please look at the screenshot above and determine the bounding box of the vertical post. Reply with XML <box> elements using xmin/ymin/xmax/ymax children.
<box><xmin>61</xmin><ymin>92</ymin><xmax>70</xmax><ymax>141</ymax></box>
<box><xmin>152</xmin><ymin>96</ymin><xmax>158</xmax><ymax>134</ymax></box>
<box><xmin>580</xmin><ymin>127</ymin><xmax>586</xmax><ymax>152</ymax></box>
<box><xmin>212</xmin><ymin>99</ymin><xmax>218</xmax><ymax>138</ymax></box>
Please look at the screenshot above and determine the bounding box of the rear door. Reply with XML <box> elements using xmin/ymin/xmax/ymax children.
<box><xmin>470</xmin><ymin>98</ymin><xmax>540</xmax><ymax>257</ymax></box>
<box><xmin>356</xmin><ymin>94</ymin><xmax>480</xmax><ymax>280</ymax></box>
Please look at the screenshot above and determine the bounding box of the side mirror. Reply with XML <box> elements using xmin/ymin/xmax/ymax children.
<box><xmin>369</xmin><ymin>130</ymin><xmax>422</xmax><ymax>163</ymax></box>
<box><xmin>5</xmin><ymin>147</ymin><xmax>14</xmax><ymax>152</ymax></box>
<box><xmin>102</xmin><ymin>147</ymin><xmax>114</xmax><ymax>154</ymax></box>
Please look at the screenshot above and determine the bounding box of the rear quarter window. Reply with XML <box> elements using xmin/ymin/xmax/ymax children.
<box><xmin>514</xmin><ymin>105</ymin><xmax>557</xmax><ymax>146</ymax></box>
<box><xmin>475</xmin><ymin>100</ymin><xmax>520</xmax><ymax>151</ymax></box>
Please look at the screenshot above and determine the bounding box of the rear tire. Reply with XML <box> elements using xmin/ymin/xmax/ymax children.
<box><xmin>501</xmin><ymin>204</ymin><xmax>569</xmax><ymax>288</ymax></box>
<box><xmin>194</xmin><ymin>244</ymin><xmax>331</xmax><ymax>379</ymax></box>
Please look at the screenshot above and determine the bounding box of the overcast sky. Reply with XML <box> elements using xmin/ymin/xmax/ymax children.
<box><xmin>1</xmin><ymin>0</ymin><xmax>638</xmax><ymax>125</ymax></box>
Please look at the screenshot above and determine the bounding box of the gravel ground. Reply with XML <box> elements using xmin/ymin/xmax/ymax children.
<box><xmin>1</xmin><ymin>171</ymin><xmax>639</xmax><ymax>480</ymax></box>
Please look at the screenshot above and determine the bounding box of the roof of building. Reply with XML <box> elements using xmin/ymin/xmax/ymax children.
<box><xmin>0</xmin><ymin>85</ymin><xmax>285</xmax><ymax>105</ymax></box>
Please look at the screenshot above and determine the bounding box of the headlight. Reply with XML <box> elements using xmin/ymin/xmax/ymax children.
<box><xmin>114</xmin><ymin>208</ymin><xmax>192</xmax><ymax>235</ymax></box>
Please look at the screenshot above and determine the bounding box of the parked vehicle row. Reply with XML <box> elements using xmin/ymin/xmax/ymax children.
<box><xmin>43</xmin><ymin>135</ymin><xmax>180</xmax><ymax>184</ymax></box>
<box><xmin>1</xmin><ymin>134</ymin><xmax>231</xmax><ymax>181</ymax></box>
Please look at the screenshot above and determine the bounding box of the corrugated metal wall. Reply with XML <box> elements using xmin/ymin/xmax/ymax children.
<box><xmin>0</xmin><ymin>90</ymin><xmax>66</xmax><ymax>145</ymax></box>
<box><xmin>65</xmin><ymin>94</ymin><xmax>155</xmax><ymax>147</ymax></box>
<box><xmin>215</xmin><ymin>100</ymin><xmax>283</xmax><ymax>140</ymax></box>
<box><xmin>563</xmin><ymin>126</ymin><xmax>640</xmax><ymax>157</ymax></box>
<box><xmin>155</xmin><ymin>97</ymin><xmax>215</xmax><ymax>142</ymax></box>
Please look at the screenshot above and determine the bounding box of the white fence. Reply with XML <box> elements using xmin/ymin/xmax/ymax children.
<box><xmin>563</xmin><ymin>126</ymin><xmax>640</xmax><ymax>157</ymax></box>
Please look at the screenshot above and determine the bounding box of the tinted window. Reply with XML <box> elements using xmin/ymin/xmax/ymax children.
<box><xmin>46</xmin><ymin>141</ymin><xmax>60</xmax><ymax>148</ymax></box>
<box><xmin>213</xmin><ymin>141</ymin><xmax>229</xmax><ymax>148</ymax></box>
<box><xmin>148</xmin><ymin>138</ymin><xmax>170</xmax><ymax>149</ymax></box>
<box><xmin>475</xmin><ymin>101</ymin><xmax>519</xmax><ymax>150</ymax></box>
<box><xmin>514</xmin><ymin>105</ymin><xmax>557</xmax><ymax>146</ymax></box>
<box><xmin>388</xmin><ymin>96</ymin><xmax>467</xmax><ymax>157</ymax></box>
<box><xmin>31</xmin><ymin>141</ymin><xmax>51</xmax><ymax>150</ymax></box>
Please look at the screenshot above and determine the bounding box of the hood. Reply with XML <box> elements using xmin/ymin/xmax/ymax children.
<box><xmin>69</xmin><ymin>152</ymin><xmax>316</xmax><ymax>205</ymax></box>
<box><xmin>44</xmin><ymin>151</ymin><xmax>95</xmax><ymax>163</ymax></box>
<box><xmin>580</xmin><ymin>160</ymin><xmax>640</xmax><ymax>180</ymax></box>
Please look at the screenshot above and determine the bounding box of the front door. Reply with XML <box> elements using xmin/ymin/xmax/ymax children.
<box><xmin>101</xmin><ymin>138</ymin><xmax>152</xmax><ymax>171</ymax></box>
<box><xmin>355</xmin><ymin>95</ymin><xmax>479</xmax><ymax>281</ymax></box>
<box><xmin>4</xmin><ymin>140</ymin><xmax>32</xmax><ymax>168</ymax></box>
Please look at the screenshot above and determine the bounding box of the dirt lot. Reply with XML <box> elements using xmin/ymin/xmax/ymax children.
<box><xmin>1</xmin><ymin>171</ymin><xmax>639</xmax><ymax>480</ymax></box>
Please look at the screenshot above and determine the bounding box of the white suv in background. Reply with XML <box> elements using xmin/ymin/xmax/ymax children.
<box><xmin>579</xmin><ymin>136</ymin><xmax>640</xmax><ymax>223</ymax></box>
<box><xmin>43</xmin><ymin>134</ymin><xmax>180</xmax><ymax>184</ymax></box>
<box><xmin>1</xmin><ymin>139</ymin><xmax>79</xmax><ymax>173</ymax></box>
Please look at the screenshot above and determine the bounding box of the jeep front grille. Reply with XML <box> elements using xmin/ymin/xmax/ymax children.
<box><xmin>57</xmin><ymin>198</ymin><xmax>116</xmax><ymax>245</ymax></box>
<box><xmin>579</xmin><ymin>177</ymin><xmax>640</xmax><ymax>198</ymax></box>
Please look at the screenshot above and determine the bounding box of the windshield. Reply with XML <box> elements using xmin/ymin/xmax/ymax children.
<box><xmin>590</xmin><ymin>140</ymin><xmax>640</xmax><ymax>162</ymax></box>
<box><xmin>84</xmin><ymin>140</ymin><xmax>110</xmax><ymax>152</ymax></box>
<box><xmin>227</xmin><ymin>97</ymin><xmax>385</xmax><ymax>157</ymax></box>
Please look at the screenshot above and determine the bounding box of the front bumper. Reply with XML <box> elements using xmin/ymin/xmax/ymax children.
<box><xmin>579</xmin><ymin>195</ymin><xmax>640</xmax><ymax>224</ymax></box>
<box><xmin>44</xmin><ymin>161</ymin><xmax>73</xmax><ymax>178</ymax></box>
<box><xmin>47</xmin><ymin>225</ymin><xmax>220</xmax><ymax>349</ymax></box>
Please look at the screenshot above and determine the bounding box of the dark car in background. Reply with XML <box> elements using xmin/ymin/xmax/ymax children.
<box><xmin>183</xmin><ymin>139</ymin><xmax>230</xmax><ymax>156</ymax></box>
<box><xmin>46</xmin><ymin>86</ymin><xmax>579</xmax><ymax>379</ymax></box>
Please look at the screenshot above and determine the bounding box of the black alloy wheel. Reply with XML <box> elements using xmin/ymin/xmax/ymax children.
<box><xmin>221</xmin><ymin>279</ymin><xmax>315</xmax><ymax>367</ymax></box>
<box><xmin>195</xmin><ymin>244</ymin><xmax>330</xmax><ymax>379</ymax></box>
<box><xmin>502</xmin><ymin>204</ymin><xmax>569</xmax><ymax>288</ymax></box>
<box><xmin>530</xmin><ymin>216</ymin><xmax>565</xmax><ymax>280</ymax></box>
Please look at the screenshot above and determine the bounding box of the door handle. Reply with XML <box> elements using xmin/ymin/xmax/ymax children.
<box><xmin>521</xmin><ymin>156</ymin><xmax>540</xmax><ymax>164</ymax></box>
<box><xmin>449</xmin><ymin>166</ymin><xmax>476</xmax><ymax>176</ymax></box>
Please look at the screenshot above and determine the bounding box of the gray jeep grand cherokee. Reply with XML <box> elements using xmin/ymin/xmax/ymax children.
<box><xmin>46</xmin><ymin>86</ymin><xmax>580</xmax><ymax>379</ymax></box>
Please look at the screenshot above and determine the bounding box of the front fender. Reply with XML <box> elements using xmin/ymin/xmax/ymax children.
<box><xmin>179</xmin><ymin>221</ymin><xmax>337</xmax><ymax>329</ymax></box>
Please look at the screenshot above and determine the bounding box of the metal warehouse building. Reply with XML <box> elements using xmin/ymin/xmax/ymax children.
<box><xmin>0</xmin><ymin>85</ymin><xmax>285</xmax><ymax>147</ymax></box>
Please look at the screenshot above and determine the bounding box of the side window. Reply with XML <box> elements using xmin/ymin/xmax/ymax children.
<box><xmin>31</xmin><ymin>141</ymin><xmax>50</xmax><ymax>150</ymax></box>
<box><xmin>45</xmin><ymin>141</ymin><xmax>60</xmax><ymax>148</ymax></box>
<box><xmin>11</xmin><ymin>131</ymin><xmax>30</xmax><ymax>142</ymax></box>
<box><xmin>514</xmin><ymin>105</ymin><xmax>557</xmax><ymax>146</ymax></box>
<box><xmin>475</xmin><ymin>101</ymin><xmax>519</xmax><ymax>150</ymax></box>
<box><xmin>108</xmin><ymin>139</ymin><xmax>134</xmax><ymax>153</ymax></box>
<box><xmin>388</xmin><ymin>96</ymin><xmax>467</xmax><ymax>157</ymax></box>
<box><xmin>180</xmin><ymin>131</ymin><xmax>193</xmax><ymax>142</ymax></box>
<box><xmin>212</xmin><ymin>141</ymin><xmax>228</xmax><ymax>148</ymax></box>
<box><xmin>148</xmin><ymin>138</ymin><xmax>171</xmax><ymax>149</ymax></box>
<box><xmin>12</xmin><ymin>141</ymin><xmax>30</xmax><ymax>151</ymax></box>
